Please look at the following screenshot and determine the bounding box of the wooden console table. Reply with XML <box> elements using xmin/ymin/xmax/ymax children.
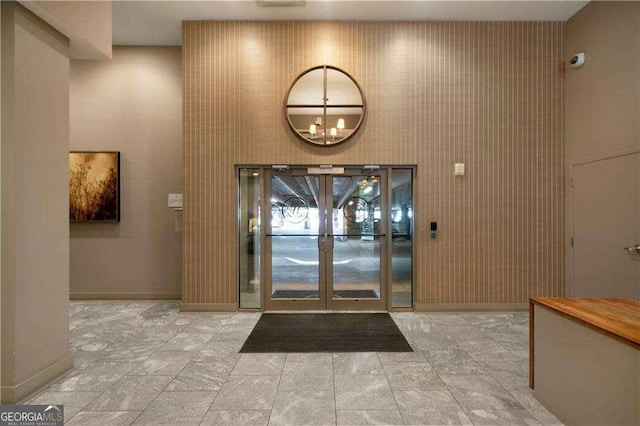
<box><xmin>529</xmin><ymin>298</ymin><xmax>640</xmax><ymax>425</ymax></box>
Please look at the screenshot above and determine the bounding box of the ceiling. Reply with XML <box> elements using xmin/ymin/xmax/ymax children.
<box><xmin>271</xmin><ymin>174</ymin><xmax>384</xmax><ymax>209</ymax></box>
<box><xmin>113</xmin><ymin>0</ymin><xmax>589</xmax><ymax>46</ymax></box>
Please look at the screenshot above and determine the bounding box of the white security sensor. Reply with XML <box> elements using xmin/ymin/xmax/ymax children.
<box><xmin>570</xmin><ymin>52</ymin><xmax>585</xmax><ymax>69</ymax></box>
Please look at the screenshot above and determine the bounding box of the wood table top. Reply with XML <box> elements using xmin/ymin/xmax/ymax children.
<box><xmin>530</xmin><ymin>297</ymin><xmax>640</xmax><ymax>349</ymax></box>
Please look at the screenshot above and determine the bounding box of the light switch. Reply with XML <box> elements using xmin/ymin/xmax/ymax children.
<box><xmin>168</xmin><ymin>193</ymin><xmax>183</xmax><ymax>208</ymax></box>
<box><xmin>454</xmin><ymin>163</ymin><xmax>465</xmax><ymax>176</ymax></box>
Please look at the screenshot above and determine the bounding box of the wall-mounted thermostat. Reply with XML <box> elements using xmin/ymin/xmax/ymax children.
<box><xmin>454</xmin><ymin>163</ymin><xmax>465</xmax><ymax>176</ymax></box>
<box><xmin>168</xmin><ymin>193</ymin><xmax>183</xmax><ymax>208</ymax></box>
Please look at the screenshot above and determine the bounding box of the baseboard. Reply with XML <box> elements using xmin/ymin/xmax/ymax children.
<box><xmin>414</xmin><ymin>303</ymin><xmax>528</xmax><ymax>312</ymax></box>
<box><xmin>70</xmin><ymin>292</ymin><xmax>181</xmax><ymax>300</ymax></box>
<box><xmin>180</xmin><ymin>303</ymin><xmax>237</xmax><ymax>313</ymax></box>
<box><xmin>1</xmin><ymin>352</ymin><xmax>74</xmax><ymax>404</ymax></box>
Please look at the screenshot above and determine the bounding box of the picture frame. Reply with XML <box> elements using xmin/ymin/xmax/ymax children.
<box><xmin>69</xmin><ymin>151</ymin><xmax>120</xmax><ymax>222</ymax></box>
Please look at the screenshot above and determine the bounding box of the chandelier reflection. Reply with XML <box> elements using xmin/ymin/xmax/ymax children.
<box><xmin>308</xmin><ymin>116</ymin><xmax>347</xmax><ymax>143</ymax></box>
<box><xmin>360</xmin><ymin>175</ymin><xmax>378</xmax><ymax>194</ymax></box>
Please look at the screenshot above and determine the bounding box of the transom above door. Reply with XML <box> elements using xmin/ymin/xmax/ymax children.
<box><xmin>266</xmin><ymin>167</ymin><xmax>386</xmax><ymax>310</ymax></box>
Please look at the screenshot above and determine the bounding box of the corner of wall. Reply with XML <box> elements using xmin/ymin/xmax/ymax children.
<box><xmin>18</xmin><ymin>0</ymin><xmax>112</xmax><ymax>59</ymax></box>
<box><xmin>1</xmin><ymin>1</ymin><xmax>72</xmax><ymax>403</ymax></box>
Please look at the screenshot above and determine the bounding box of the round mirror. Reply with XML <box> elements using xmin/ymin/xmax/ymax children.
<box><xmin>285</xmin><ymin>65</ymin><xmax>365</xmax><ymax>146</ymax></box>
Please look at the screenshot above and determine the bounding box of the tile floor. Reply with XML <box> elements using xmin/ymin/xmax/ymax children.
<box><xmin>25</xmin><ymin>302</ymin><xmax>563</xmax><ymax>425</ymax></box>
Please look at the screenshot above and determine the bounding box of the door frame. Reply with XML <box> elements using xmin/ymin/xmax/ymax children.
<box><xmin>570</xmin><ymin>152</ymin><xmax>640</xmax><ymax>299</ymax></box>
<box><xmin>262</xmin><ymin>166</ymin><xmax>389</xmax><ymax>311</ymax></box>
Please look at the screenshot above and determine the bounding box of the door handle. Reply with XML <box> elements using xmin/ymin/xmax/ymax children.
<box><xmin>623</xmin><ymin>244</ymin><xmax>640</xmax><ymax>254</ymax></box>
<box><xmin>318</xmin><ymin>234</ymin><xmax>329</xmax><ymax>252</ymax></box>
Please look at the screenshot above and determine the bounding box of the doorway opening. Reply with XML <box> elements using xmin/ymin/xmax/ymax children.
<box><xmin>238</xmin><ymin>166</ymin><xmax>414</xmax><ymax>311</ymax></box>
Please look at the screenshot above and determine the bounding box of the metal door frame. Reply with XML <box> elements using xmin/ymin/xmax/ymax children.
<box><xmin>263</xmin><ymin>166</ymin><xmax>388</xmax><ymax>311</ymax></box>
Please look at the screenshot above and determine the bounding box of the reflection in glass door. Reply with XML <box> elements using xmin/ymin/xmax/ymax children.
<box><xmin>265</xmin><ymin>168</ymin><xmax>386</xmax><ymax>310</ymax></box>
<box><xmin>238</xmin><ymin>166</ymin><xmax>413</xmax><ymax>311</ymax></box>
<box><xmin>268</xmin><ymin>173</ymin><xmax>323</xmax><ymax>308</ymax></box>
<box><xmin>327</xmin><ymin>174</ymin><xmax>384</xmax><ymax>310</ymax></box>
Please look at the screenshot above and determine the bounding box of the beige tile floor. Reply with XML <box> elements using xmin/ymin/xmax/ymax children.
<box><xmin>23</xmin><ymin>302</ymin><xmax>562</xmax><ymax>425</ymax></box>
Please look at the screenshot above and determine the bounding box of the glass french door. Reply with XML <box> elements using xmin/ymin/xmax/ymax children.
<box><xmin>265</xmin><ymin>167</ymin><xmax>387</xmax><ymax>310</ymax></box>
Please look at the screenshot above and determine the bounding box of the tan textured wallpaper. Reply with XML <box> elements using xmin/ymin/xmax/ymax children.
<box><xmin>183</xmin><ymin>21</ymin><xmax>564</xmax><ymax>307</ymax></box>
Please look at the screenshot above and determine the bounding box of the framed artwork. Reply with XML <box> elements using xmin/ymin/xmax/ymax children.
<box><xmin>69</xmin><ymin>151</ymin><xmax>120</xmax><ymax>222</ymax></box>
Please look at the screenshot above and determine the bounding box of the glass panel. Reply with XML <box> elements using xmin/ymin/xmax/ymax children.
<box><xmin>391</xmin><ymin>169</ymin><xmax>413</xmax><ymax>308</ymax></box>
<box><xmin>239</xmin><ymin>168</ymin><xmax>262</xmax><ymax>309</ymax></box>
<box><xmin>271</xmin><ymin>175</ymin><xmax>320</xmax><ymax>299</ymax></box>
<box><xmin>331</xmin><ymin>175</ymin><xmax>381</xmax><ymax>299</ymax></box>
<box><xmin>287</xmin><ymin>68</ymin><xmax>324</xmax><ymax>105</ymax></box>
<box><xmin>325</xmin><ymin>108</ymin><xmax>363</xmax><ymax>144</ymax></box>
<box><xmin>326</xmin><ymin>68</ymin><xmax>363</xmax><ymax>105</ymax></box>
<box><xmin>287</xmin><ymin>107</ymin><xmax>326</xmax><ymax>143</ymax></box>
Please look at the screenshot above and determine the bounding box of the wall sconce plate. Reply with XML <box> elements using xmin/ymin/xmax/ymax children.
<box><xmin>284</xmin><ymin>65</ymin><xmax>366</xmax><ymax>146</ymax></box>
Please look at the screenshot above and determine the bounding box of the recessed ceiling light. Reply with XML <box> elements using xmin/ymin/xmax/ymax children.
<box><xmin>257</xmin><ymin>0</ymin><xmax>306</xmax><ymax>6</ymax></box>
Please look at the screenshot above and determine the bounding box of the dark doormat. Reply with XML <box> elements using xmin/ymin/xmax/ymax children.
<box><xmin>271</xmin><ymin>290</ymin><xmax>379</xmax><ymax>299</ymax></box>
<box><xmin>240</xmin><ymin>313</ymin><xmax>413</xmax><ymax>353</ymax></box>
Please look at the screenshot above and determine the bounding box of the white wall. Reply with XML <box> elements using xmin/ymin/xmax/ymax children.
<box><xmin>1</xmin><ymin>2</ymin><xmax>72</xmax><ymax>403</ymax></box>
<box><xmin>70</xmin><ymin>47</ymin><xmax>182</xmax><ymax>299</ymax></box>
<box><xmin>19</xmin><ymin>0</ymin><xmax>112</xmax><ymax>59</ymax></box>
<box><xmin>564</xmin><ymin>1</ymin><xmax>640</xmax><ymax>297</ymax></box>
